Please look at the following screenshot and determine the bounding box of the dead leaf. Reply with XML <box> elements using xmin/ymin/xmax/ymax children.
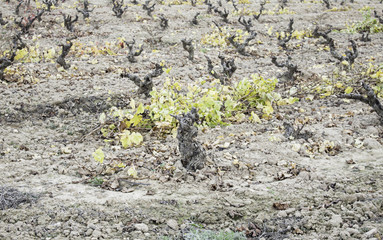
<box><xmin>227</xmin><ymin>210</ymin><xmax>243</xmax><ymax>220</ymax></box>
<box><xmin>346</xmin><ymin>159</ymin><xmax>355</xmax><ymax>164</ymax></box>
<box><xmin>110</xmin><ymin>179</ymin><xmax>119</xmax><ymax>189</ymax></box>
<box><xmin>273</xmin><ymin>202</ymin><xmax>289</xmax><ymax>210</ymax></box>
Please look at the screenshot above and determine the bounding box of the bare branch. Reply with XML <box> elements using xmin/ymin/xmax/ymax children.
<box><xmin>374</xmin><ymin>10</ymin><xmax>383</xmax><ymax>24</ymax></box>
<box><xmin>271</xmin><ymin>55</ymin><xmax>299</xmax><ymax>81</ymax></box>
<box><xmin>191</xmin><ymin>12</ymin><xmax>200</xmax><ymax>25</ymax></box>
<box><xmin>360</xmin><ymin>32</ymin><xmax>371</xmax><ymax>42</ymax></box>
<box><xmin>112</xmin><ymin>0</ymin><xmax>128</xmax><ymax>18</ymax></box>
<box><xmin>204</xmin><ymin>0</ymin><xmax>214</xmax><ymax>13</ymax></box>
<box><xmin>228</xmin><ymin>31</ymin><xmax>257</xmax><ymax>56</ymax></box>
<box><xmin>238</xmin><ymin>16</ymin><xmax>252</xmax><ymax>32</ymax></box>
<box><xmin>159</xmin><ymin>15</ymin><xmax>168</xmax><ymax>30</ymax></box>
<box><xmin>63</xmin><ymin>14</ymin><xmax>78</xmax><ymax>32</ymax></box>
<box><xmin>77</xmin><ymin>0</ymin><xmax>94</xmax><ymax>19</ymax></box>
<box><xmin>15</xmin><ymin>12</ymin><xmax>41</xmax><ymax>33</ymax></box>
<box><xmin>214</xmin><ymin>7</ymin><xmax>229</xmax><ymax>23</ymax></box>
<box><xmin>143</xmin><ymin>0</ymin><xmax>155</xmax><ymax>17</ymax></box>
<box><xmin>121</xmin><ymin>64</ymin><xmax>164</xmax><ymax>97</ymax></box>
<box><xmin>278</xmin><ymin>18</ymin><xmax>294</xmax><ymax>50</ymax></box>
<box><xmin>0</xmin><ymin>12</ymin><xmax>7</xmax><ymax>25</ymax></box>
<box><xmin>253</xmin><ymin>1</ymin><xmax>265</xmax><ymax>21</ymax></box>
<box><xmin>12</xmin><ymin>32</ymin><xmax>26</xmax><ymax>50</ymax></box>
<box><xmin>0</xmin><ymin>52</ymin><xmax>16</xmax><ymax>80</ymax></box>
<box><xmin>206</xmin><ymin>55</ymin><xmax>236</xmax><ymax>84</ymax></box>
<box><xmin>323</xmin><ymin>0</ymin><xmax>330</xmax><ymax>9</ymax></box>
<box><xmin>57</xmin><ymin>39</ymin><xmax>73</xmax><ymax>70</ymax></box>
<box><xmin>15</xmin><ymin>1</ymin><xmax>23</xmax><ymax>16</ymax></box>
<box><xmin>172</xmin><ymin>107</ymin><xmax>206</xmax><ymax>171</ymax></box>
<box><xmin>124</xmin><ymin>39</ymin><xmax>144</xmax><ymax>63</ymax></box>
<box><xmin>329</xmin><ymin>40</ymin><xmax>358</xmax><ymax>65</ymax></box>
<box><xmin>340</xmin><ymin>82</ymin><xmax>383</xmax><ymax>123</ymax></box>
<box><xmin>181</xmin><ymin>38</ymin><xmax>194</xmax><ymax>61</ymax></box>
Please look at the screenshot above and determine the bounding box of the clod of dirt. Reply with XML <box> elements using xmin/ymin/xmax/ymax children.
<box><xmin>0</xmin><ymin>186</ymin><xmax>38</xmax><ymax>210</ymax></box>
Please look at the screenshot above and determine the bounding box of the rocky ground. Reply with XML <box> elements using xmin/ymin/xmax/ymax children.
<box><xmin>0</xmin><ymin>0</ymin><xmax>383</xmax><ymax>239</ymax></box>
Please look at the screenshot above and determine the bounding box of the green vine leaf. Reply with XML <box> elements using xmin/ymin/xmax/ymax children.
<box><xmin>92</xmin><ymin>148</ymin><xmax>105</xmax><ymax>164</ymax></box>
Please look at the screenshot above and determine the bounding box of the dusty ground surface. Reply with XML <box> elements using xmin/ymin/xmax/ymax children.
<box><xmin>0</xmin><ymin>0</ymin><xmax>383</xmax><ymax>239</ymax></box>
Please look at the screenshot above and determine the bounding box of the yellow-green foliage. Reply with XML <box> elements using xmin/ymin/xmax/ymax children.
<box><xmin>2</xmin><ymin>39</ymin><xmax>124</xmax><ymax>65</ymax></box>
<box><xmin>232</xmin><ymin>8</ymin><xmax>258</xmax><ymax>16</ymax></box>
<box><xmin>13</xmin><ymin>45</ymin><xmax>43</xmax><ymax>63</ymax></box>
<box><xmin>326</xmin><ymin>7</ymin><xmax>350</xmax><ymax>12</ymax></box>
<box><xmin>201</xmin><ymin>27</ymin><xmax>250</xmax><ymax>48</ymax></box>
<box><xmin>100</xmin><ymin>74</ymin><xmax>298</xmax><ymax>146</ymax></box>
<box><xmin>275</xmin><ymin>30</ymin><xmax>312</xmax><ymax>40</ymax></box>
<box><xmin>232</xmin><ymin>4</ymin><xmax>295</xmax><ymax>16</ymax></box>
<box><xmin>313</xmin><ymin>69</ymin><xmax>355</xmax><ymax>98</ymax></box>
<box><xmin>159</xmin><ymin>0</ymin><xmax>204</xmax><ymax>5</ymax></box>
<box><xmin>345</xmin><ymin>10</ymin><xmax>383</xmax><ymax>33</ymax></box>
<box><xmin>150</xmin><ymin>75</ymin><xmax>297</xmax><ymax>126</ymax></box>
<box><xmin>364</xmin><ymin>63</ymin><xmax>383</xmax><ymax>98</ymax></box>
<box><xmin>238</xmin><ymin>0</ymin><xmax>251</xmax><ymax>4</ymax></box>
<box><xmin>359</xmin><ymin>6</ymin><xmax>374</xmax><ymax>12</ymax></box>
<box><xmin>72</xmin><ymin>41</ymin><xmax>119</xmax><ymax>57</ymax></box>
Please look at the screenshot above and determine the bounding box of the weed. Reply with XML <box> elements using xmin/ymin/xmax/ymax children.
<box><xmin>90</xmin><ymin>177</ymin><xmax>104</xmax><ymax>186</ymax></box>
<box><xmin>345</xmin><ymin>10</ymin><xmax>383</xmax><ymax>33</ymax></box>
<box><xmin>184</xmin><ymin>227</ymin><xmax>246</xmax><ymax>240</ymax></box>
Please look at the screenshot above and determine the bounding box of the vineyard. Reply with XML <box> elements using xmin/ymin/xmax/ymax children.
<box><xmin>0</xmin><ymin>0</ymin><xmax>383</xmax><ymax>239</ymax></box>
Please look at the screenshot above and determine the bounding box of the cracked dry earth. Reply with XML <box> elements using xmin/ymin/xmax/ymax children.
<box><xmin>0</xmin><ymin>0</ymin><xmax>383</xmax><ymax>239</ymax></box>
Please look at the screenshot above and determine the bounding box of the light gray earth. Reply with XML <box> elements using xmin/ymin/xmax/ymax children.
<box><xmin>0</xmin><ymin>0</ymin><xmax>382</xmax><ymax>239</ymax></box>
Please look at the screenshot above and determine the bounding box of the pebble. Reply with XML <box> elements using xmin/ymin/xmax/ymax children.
<box><xmin>363</xmin><ymin>138</ymin><xmax>381</xmax><ymax>149</ymax></box>
<box><xmin>329</xmin><ymin>214</ymin><xmax>342</xmax><ymax>228</ymax></box>
<box><xmin>85</xmin><ymin>228</ymin><xmax>93</xmax><ymax>236</ymax></box>
<box><xmin>167</xmin><ymin>219</ymin><xmax>179</xmax><ymax>230</ymax></box>
<box><xmin>277</xmin><ymin>211</ymin><xmax>288</xmax><ymax>218</ymax></box>
<box><xmin>92</xmin><ymin>229</ymin><xmax>102</xmax><ymax>238</ymax></box>
<box><xmin>339</xmin><ymin>231</ymin><xmax>350</xmax><ymax>240</ymax></box>
<box><xmin>134</xmin><ymin>223</ymin><xmax>149</xmax><ymax>233</ymax></box>
<box><xmin>346</xmin><ymin>228</ymin><xmax>360</xmax><ymax>236</ymax></box>
<box><xmin>364</xmin><ymin>228</ymin><xmax>378</xmax><ymax>238</ymax></box>
<box><xmin>63</xmin><ymin>229</ymin><xmax>70</xmax><ymax>236</ymax></box>
<box><xmin>286</xmin><ymin>208</ymin><xmax>296</xmax><ymax>214</ymax></box>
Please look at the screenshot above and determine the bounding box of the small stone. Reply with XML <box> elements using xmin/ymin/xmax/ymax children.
<box><xmin>37</xmin><ymin>216</ymin><xmax>50</xmax><ymax>225</ymax></box>
<box><xmin>277</xmin><ymin>160</ymin><xmax>288</xmax><ymax>166</ymax></box>
<box><xmin>180</xmin><ymin>224</ymin><xmax>187</xmax><ymax>230</ymax></box>
<box><xmin>92</xmin><ymin>229</ymin><xmax>102</xmax><ymax>238</ymax></box>
<box><xmin>364</xmin><ymin>228</ymin><xmax>377</xmax><ymax>238</ymax></box>
<box><xmin>167</xmin><ymin>219</ymin><xmax>179</xmax><ymax>230</ymax></box>
<box><xmin>363</xmin><ymin>138</ymin><xmax>381</xmax><ymax>149</ymax></box>
<box><xmin>85</xmin><ymin>228</ymin><xmax>93</xmax><ymax>236</ymax></box>
<box><xmin>60</xmin><ymin>146</ymin><xmax>72</xmax><ymax>154</ymax></box>
<box><xmin>286</xmin><ymin>208</ymin><xmax>296</xmax><ymax>214</ymax></box>
<box><xmin>173</xmin><ymin>169</ymin><xmax>184</xmax><ymax>179</ymax></box>
<box><xmin>63</xmin><ymin>229</ymin><xmax>70</xmax><ymax>236</ymax></box>
<box><xmin>277</xmin><ymin>211</ymin><xmax>288</xmax><ymax>218</ymax></box>
<box><xmin>329</xmin><ymin>214</ymin><xmax>342</xmax><ymax>228</ymax></box>
<box><xmin>57</xmin><ymin>165</ymin><xmax>67</xmax><ymax>174</ymax></box>
<box><xmin>346</xmin><ymin>228</ymin><xmax>360</xmax><ymax>236</ymax></box>
<box><xmin>134</xmin><ymin>223</ymin><xmax>149</xmax><ymax>233</ymax></box>
<box><xmin>339</xmin><ymin>231</ymin><xmax>350</xmax><ymax>240</ymax></box>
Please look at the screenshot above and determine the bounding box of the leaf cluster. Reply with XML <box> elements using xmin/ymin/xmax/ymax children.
<box><xmin>345</xmin><ymin>10</ymin><xmax>383</xmax><ymax>33</ymax></box>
